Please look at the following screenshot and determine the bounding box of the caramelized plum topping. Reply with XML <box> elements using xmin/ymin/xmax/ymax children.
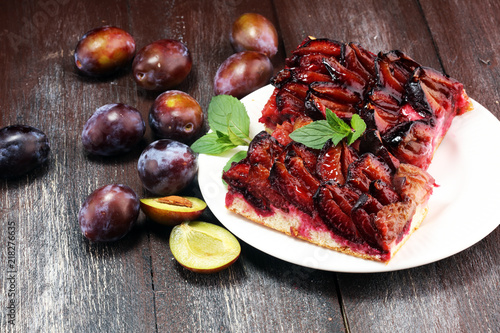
<box><xmin>284</xmin><ymin>141</ymin><xmax>319</xmax><ymax>174</ymax></box>
<box><xmin>297</xmin><ymin>53</ymin><xmax>330</xmax><ymax>73</ymax></box>
<box><xmin>314</xmin><ymin>183</ymin><xmax>361</xmax><ymax>242</ymax></box>
<box><xmin>342</xmin><ymin>43</ymin><xmax>377</xmax><ymax>83</ymax></box>
<box><xmin>247</xmin><ymin>131</ymin><xmax>283</xmax><ymax>168</ymax></box>
<box><xmin>305</xmin><ymin>93</ymin><xmax>356</xmax><ymax>119</ymax></box>
<box><xmin>351</xmin><ymin>194</ymin><xmax>385</xmax><ymax>250</ymax></box>
<box><xmin>269</xmin><ymin>161</ymin><xmax>316</xmax><ymax>215</ymax></box>
<box><xmin>323</xmin><ymin>57</ymin><xmax>366</xmax><ymax>94</ymax></box>
<box><xmin>309</xmin><ymin>81</ymin><xmax>362</xmax><ymax>105</ymax></box>
<box><xmin>393</xmin><ymin>163</ymin><xmax>435</xmax><ymax>204</ymax></box>
<box><xmin>248</xmin><ymin>163</ymin><xmax>289</xmax><ymax>212</ymax></box>
<box><xmin>291</xmin><ymin>38</ymin><xmax>343</xmax><ymax>58</ymax></box>
<box><xmin>292</xmin><ymin>68</ymin><xmax>332</xmax><ymax>85</ymax></box>
<box><xmin>271</xmin><ymin>69</ymin><xmax>293</xmax><ymax>88</ymax></box>
<box><xmin>347</xmin><ymin>153</ymin><xmax>393</xmax><ymax>192</ymax></box>
<box><xmin>369</xmin><ymin>180</ymin><xmax>400</xmax><ymax>205</ymax></box>
<box><xmin>383</xmin><ymin>120</ymin><xmax>434</xmax><ymax>170</ymax></box>
<box><xmin>316</xmin><ymin>140</ymin><xmax>344</xmax><ymax>184</ymax></box>
<box><xmin>285</xmin><ymin>156</ymin><xmax>320</xmax><ymax>194</ymax></box>
<box><xmin>223</xmin><ymin>160</ymin><xmax>250</xmax><ymax>191</ymax></box>
<box><xmin>276</xmin><ymin>89</ymin><xmax>307</xmax><ymax>123</ymax></box>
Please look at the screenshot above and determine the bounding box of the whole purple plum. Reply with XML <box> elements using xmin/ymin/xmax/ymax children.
<box><xmin>78</xmin><ymin>184</ymin><xmax>140</xmax><ymax>242</ymax></box>
<box><xmin>214</xmin><ymin>51</ymin><xmax>273</xmax><ymax>99</ymax></box>
<box><xmin>81</xmin><ymin>103</ymin><xmax>146</xmax><ymax>156</ymax></box>
<box><xmin>230</xmin><ymin>13</ymin><xmax>278</xmax><ymax>57</ymax></box>
<box><xmin>149</xmin><ymin>90</ymin><xmax>205</xmax><ymax>144</ymax></box>
<box><xmin>74</xmin><ymin>26</ymin><xmax>136</xmax><ymax>77</ymax></box>
<box><xmin>137</xmin><ymin>140</ymin><xmax>198</xmax><ymax>196</ymax></box>
<box><xmin>132</xmin><ymin>39</ymin><xmax>192</xmax><ymax>91</ymax></box>
<box><xmin>0</xmin><ymin>125</ymin><xmax>50</xmax><ymax>178</ymax></box>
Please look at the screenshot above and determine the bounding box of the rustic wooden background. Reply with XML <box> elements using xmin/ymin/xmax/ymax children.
<box><xmin>0</xmin><ymin>0</ymin><xmax>498</xmax><ymax>332</ymax></box>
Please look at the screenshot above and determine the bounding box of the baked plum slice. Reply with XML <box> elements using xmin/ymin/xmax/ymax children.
<box><xmin>286</xmin><ymin>38</ymin><xmax>343</xmax><ymax>67</ymax></box>
<box><xmin>269</xmin><ymin>160</ymin><xmax>317</xmax><ymax>215</ymax></box>
<box><xmin>314</xmin><ymin>182</ymin><xmax>361</xmax><ymax>242</ymax></box>
<box><xmin>343</xmin><ymin>43</ymin><xmax>377</xmax><ymax>82</ymax></box>
<box><xmin>247</xmin><ymin>131</ymin><xmax>284</xmax><ymax>168</ymax></box>
<box><xmin>346</xmin><ymin>153</ymin><xmax>393</xmax><ymax>193</ymax></box>
<box><xmin>383</xmin><ymin>120</ymin><xmax>434</xmax><ymax>170</ymax></box>
<box><xmin>406</xmin><ymin>66</ymin><xmax>473</xmax><ymax>120</ymax></box>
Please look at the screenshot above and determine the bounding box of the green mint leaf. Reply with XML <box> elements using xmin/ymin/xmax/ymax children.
<box><xmin>325</xmin><ymin>109</ymin><xmax>351</xmax><ymax>136</ymax></box>
<box><xmin>346</xmin><ymin>114</ymin><xmax>367</xmax><ymax>145</ymax></box>
<box><xmin>191</xmin><ymin>132</ymin><xmax>237</xmax><ymax>155</ymax></box>
<box><xmin>215</xmin><ymin>130</ymin><xmax>227</xmax><ymax>138</ymax></box>
<box><xmin>223</xmin><ymin>150</ymin><xmax>248</xmax><ymax>173</ymax></box>
<box><xmin>290</xmin><ymin>110</ymin><xmax>367</xmax><ymax>149</ymax></box>
<box><xmin>207</xmin><ymin>95</ymin><xmax>250</xmax><ymax>141</ymax></box>
<box><xmin>215</xmin><ymin>133</ymin><xmax>234</xmax><ymax>146</ymax></box>
<box><xmin>227</xmin><ymin>127</ymin><xmax>249</xmax><ymax>146</ymax></box>
<box><xmin>289</xmin><ymin>120</ymin><xmax>338</xmax><ymax>149</ymax></box>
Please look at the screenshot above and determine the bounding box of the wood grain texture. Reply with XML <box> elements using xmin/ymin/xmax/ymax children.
<box><xmin>419</xmin><ymin>0</ymin><xmax>500</xmax><ymax>116</ymax></box>
<box><xmin>0</xmin><ymin>0</ymin><xmax>498</xmax><ymax>332</ymax></box>
<box><xmin>0</xmin><ymin>0</ymin><xmax>155</xmax><ymax>332</ymax></box>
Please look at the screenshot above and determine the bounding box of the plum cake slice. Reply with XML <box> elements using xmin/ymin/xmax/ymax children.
<box><xmin>223</xmin><ymin>37</ymin><xmax>472</xmax><ymax>262</ymax></box>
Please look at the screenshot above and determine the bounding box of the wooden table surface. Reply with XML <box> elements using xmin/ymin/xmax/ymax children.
<box><xmin>1</xmin><ymin>0</ymin><xmax>499</xmax><ymax>332</ymax></box>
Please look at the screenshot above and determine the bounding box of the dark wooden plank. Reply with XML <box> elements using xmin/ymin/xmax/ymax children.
<box><xmin>128</xmin><ymin>0</ymin><xmax>345</xmax><ymax>331</ymax></box>
<box><xmin>274</xmin><ymin>0</ymin><xmax>442</xmax><ymax>69</ymax></box>
<box><xmin>340</xmin><ymin>230</ymin><xmax>499</xmax><ymax>333</ymax></box>
<box><xmin>418</xmin><ymin>0</ymin><xmax>500</xmax><ymax>115</ymax></box>
<box><xmin>0</xmin><ymin>0</ymin><xmax>155</xmax><ymax>331</ymax></box>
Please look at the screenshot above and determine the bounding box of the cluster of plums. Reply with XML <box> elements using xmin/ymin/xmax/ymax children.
<box><xmin>2</xmin><ymin>14</ymin><xmax>278</xmax><ymax>271</ymax></box>
<box><xmin>74</xmin><ymin>27</ymin><xmax>203</xmax><ymax>242</ymax></box>
<box><xmin>214</xmin><ymin>13</ymin><xmax>279</xmax><ymax>99</ymax></box>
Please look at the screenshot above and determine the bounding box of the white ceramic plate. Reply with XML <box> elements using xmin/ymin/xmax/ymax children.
<box><xmin>198</xmin><ymin>85</ymin><xmax>500</xmax><ymax>273</ymax></box>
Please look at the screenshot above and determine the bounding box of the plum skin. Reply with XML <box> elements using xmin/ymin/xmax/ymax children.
<box><xmin>214</xmin><ymin>51</ymin><xmax>273</xmax><ymax>99</ymax></box>
<box><xmin>230</xmin><ymin>13</ymin><xmax>278</xmax><ymax>57</ymax></box>
<box><xmin>137</xmin><ymin>139</ymin><xmax>198</xmax><ymax>196</ymax></box>
<box><xmin>132</xmin><ymin>39</ymin><xmax>192</xmax><ymax>91</ymax></box>
<box><xmin>74</xmin><ymin>26</ymin><xmax>136</xmax><ymax>77</ymax></box>
<box><xmin>78</xmin><ymin>184</ymin><xmax>140</xmax><ymax>242</ymax></box>
<box><xmin>0</xmin><ymin>125</ymin><xmax>50</xmax><ymax>178</ymax></box>
<box><xmin>81</xmin><ymin>103</ymin><xmax>146</xmax><ymax>156</ymax></box>
<box><xmin>149</xmin><ymin>90</ymin><xmax>205</xmax><ymax>144</ymax></box>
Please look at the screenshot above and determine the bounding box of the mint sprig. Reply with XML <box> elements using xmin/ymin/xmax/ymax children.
<box><xmin>191</xmin><ymin>95</ymin><xmax>251</xmax><ymax>155</ymax></box>
<box><xmin>289</xmin><ymin>109</ymin><xmax>366</xmax><ymax>149</ymax></box>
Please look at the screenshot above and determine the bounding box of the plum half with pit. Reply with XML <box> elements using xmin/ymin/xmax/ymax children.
<box><xmin>74</xmin><ymin>26</ymin><xmax>136</xmax><ymax>77</ymax></box>
<box><xmin>78</xmin><ymin>184</ymin><xmax>140</xmax><ymax>242</ymax></box>
<box><xmin>0</xmin><ymin>125</ymin><xmax>50</xmax><ymax>178</ymax></box>
<box><xmin>81</xmin><ymin>103</ymin><xmax>146</xmax><ymax>156</ymax></box>
<box><xmin>137</xmin><ymin>139</ymin><xmax>198</xmax><ymax>196</ymax></box>
<box><xmin>230</xmin><ymin>13</ymin><xmax>279</xmax><ymax>57</ymax></box>
<box><xmin>132</xmin><ymin>39</ymin><xmax>192</xmax><ymax>91</ymax></box>
<box><xmin>149</xmin><ymin>90</ymin><xmax>205</xmax><ymax>144</ymax></box>
<box><xmin>214</xmin><ymin>51</ymin><xmax>273</xmax><ymax>99</ymax></box>
<box><xmin>140</xmin><ymin>196</ymin><xmax>207</xmax><ymax>226</ymax></box>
